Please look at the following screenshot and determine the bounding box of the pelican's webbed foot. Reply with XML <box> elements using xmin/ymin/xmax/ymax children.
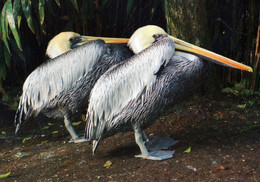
<box><xmin>134</xmin><ymin>129</ymin><xmax>175</xmax><ymax>160</ymax></box>
<box><xmin>146</xmin><ymin>136</ymin><xmax>178</xmax><ymax>151</ymax></box>
<box><xmin>69</xmin><ymin>136</ymin><xmax>89</xmax><ymax>143</ymax></box>
<box><xmin>135</xmin><ymin>150</ymin><xmax>175</xmax><ymax>160</ymax></box>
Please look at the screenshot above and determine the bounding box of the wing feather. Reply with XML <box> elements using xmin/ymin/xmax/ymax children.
<box><xmin>86</xmin><ymin>37</ymin><xmax>175</xmax><ymax>140</ymax></box>
<box><xmin>15</xmin><ymin>40</ymin><xmax>106</xmax><ymax>129</ymax></box>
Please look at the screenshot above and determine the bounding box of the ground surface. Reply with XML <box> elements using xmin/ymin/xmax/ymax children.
<box><xmin>0</xmin><ymin>95</ymin><xmax>259</xmax><ymax>181</ymax></box>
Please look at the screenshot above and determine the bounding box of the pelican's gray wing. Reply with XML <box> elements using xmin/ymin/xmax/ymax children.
<box><xmin>15</xmin><ymin>40</ymin><xmax>106</xmax><ymax>131</ymax></box>
<box><xmin>85</xmin><ymin>37</ymin><xmax>175</xmax><ymax>147</ymax></box>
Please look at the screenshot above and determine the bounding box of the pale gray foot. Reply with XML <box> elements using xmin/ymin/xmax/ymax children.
<box><xmin>135</xmin><ymin>150</ymin><xmax>175</xmax><ymax>160</ymax></box>
<box><xmin>146</xmin><ymin>136</ymin><xmax>178</xmax><ymax>151</ymax></box>
<box><xmin>134</xmin><ymin>129</ymin><xmax>174</xmax><ymax>160</ymax></box>
<box><xmin>69</xmin><ymin>136</ymin><xmax>89</xmax><ymax>143</ymax></box>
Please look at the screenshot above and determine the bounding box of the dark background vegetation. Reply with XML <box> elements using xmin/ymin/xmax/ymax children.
<box><xmin>0</xmin><ymin>0</ymin><xmax>259</xmax><ymax>111</ymax></box>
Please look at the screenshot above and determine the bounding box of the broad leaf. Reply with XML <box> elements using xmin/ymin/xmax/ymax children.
<box><xmin>17</xmin><ymin>15</ymin><xmax>22</xmax><ymax>29</ymax></box>
<box><xmin>55</xmin><ymin>0</ymin><xmax>61</xmax><ymax>7</ymax></box>
<box><xmin>13</xmin><ymin>0</ymin><xmax>21</xmax><ymax>21</ymax></box>
<box><xmin>39</xmin><ymin>0</ymin><xmax>45</xmax><ymax>25</ymax></box>
<box><xmin>21</xmin><ymin>0</ymin><xmax>35</xmax><ymax>33</ymax></box>
<box><xmin>1</xmin><ymin>3</ymin><xmax>10</xmax><ymax>52</ymax></box>
<box><xmin>6</xmin><ymin>0</ymin><xmax>22</xmax><ymax>50</ymax></box>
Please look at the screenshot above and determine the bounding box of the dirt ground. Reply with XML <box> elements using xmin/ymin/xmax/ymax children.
<box><xmin>0</xmin><ymin>94</ymin><xmax>259</xmax><ymax>182</ymax></box>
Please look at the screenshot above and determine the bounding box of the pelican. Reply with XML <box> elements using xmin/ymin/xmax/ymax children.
<box><xmin>85</xmin><ymin>25</ymin><xmax>252</xmax><ymax>160</ymax></box>
<box><xmin>14</xmin><ymin>32</ymin><xmax>131</xmax><ymax>142</ymax></box>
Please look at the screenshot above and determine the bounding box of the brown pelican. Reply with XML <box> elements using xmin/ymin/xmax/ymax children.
<box><xmin>14</xmin><ymin>32</ymin><xmax>131</xmax><ymax>143</ymax></box>
<box><xmin>85</xmin><ymin>25</ymin><xmax>252</xmax><ymax>160</ymax></box>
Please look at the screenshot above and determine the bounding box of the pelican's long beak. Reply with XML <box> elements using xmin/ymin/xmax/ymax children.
<box><xmin>81</xmin><ymin>36</ymin><xmax>129</xmax><ymax>44</ymax></box>
<box><xmin>81</xmin><ymin>35</ymin><xmax>252</xmax><ymax>72</ymax></box>
<box><xmin>168</xmin><ymin>35</ymin><xmax>253</xmax><ymax>72</ymax></box>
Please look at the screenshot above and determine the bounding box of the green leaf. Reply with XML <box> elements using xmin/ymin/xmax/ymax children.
<box><xmin>72</xmin><ymin>121</ymin><xmax>82</xmax><ymax>126</ymax></box>
<box><xmin>183</xmin><ymin>146</ymin><xmax>191</xmax><ymax>153</ymax></box>
<box><xmin>17</xmin><ymin>15</ymin><xmax>22</xmax><ymax>29</ymax></box>
<box><xmin>42</xmin><ymin>126</ymin><xmax>49</xmax><ymax>130</ymax></box>
<box><xmin>1</xmin><ymin>2</ymin><xmax>10</xmax><ymax>52</ymax></box>
<box><xmin>241</xmin><ymin>89</ymin><xmax>252</xmax><ymax>96</ymax></box>
<box><xmin>3</xmin><ymin>3</ymin><xmax>9</xmax><ymax>39</ymax></box>
<box><xmin>69</xmin><ymin>0</ymin><xmax>79</xmax><ymax>11</ymax></box>
<box><xmin>0</xmin><ymin>172</ymin><xmax>11</xmax><ymax>178</ymax></box>
<box><xmin>39</xmin><ymin>0</ymin><xmax>45</xmax><ymax>26</ymax></box>
<box><xmin>48</xmin><ymin>122</ymin><xmax>53</xmax><ymax>126</ymax></box>
<box><xmin>22</xmin><ymin>137</ymin><xmax>32</xmax><ymax>143</ymax></box>
<box><xmin>21</xmin><ymin>0</ymin><xmax>35</xmax><ymax>33</ymax></box>
<box><xmin>52</xmin><ymin>131</ymin><xmax>59</xmax><ymax>134</ymax></box>
<box><xmin>126</xmin><ymin>0</ymin><xmax>133</xmax><ymax>16</ymax></box>
<box><xmin>55</xmin><ymin>0</ymin><xmax>61</xmax><ymax>7</ymax></box>
<box><xmin>6</xmin><ymin>0</ymin><xmax>22</xmax><ymax>50</ymax></box>
<box><xmin>13</xmin><ymin>0</ymin><xmax>21</xmax><ymax>22</ymax></box>
<box><xmin>221</xmin><ymin>87</ymin><xmax>233</xmax><ymax>94</ymax></box>
<box><xmin>236</xmin><ymin>104</ymin><xmax>246</xmax><ymax>109</ymax></box>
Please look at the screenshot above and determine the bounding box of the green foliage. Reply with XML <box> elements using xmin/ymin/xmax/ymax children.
<box><xmin>0</xmin><ymin>0</ymin><xmax>258</xmax><ymax>97</ymax></box>
<box><xmin>222</xmin><ymin>80</ymin><xmax>260</xmax><ymax>97</ymax></box>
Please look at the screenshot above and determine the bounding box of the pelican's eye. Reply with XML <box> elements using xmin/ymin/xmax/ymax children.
<box><xmin>153</xmin><ymin>34</ymin><xmax>168</xmax><ymax>42</ymax></box>
<box><xmin>69</xmin><ymin>37</ymin><xmax>75</xmax><ymax>42</ymax></box>
<box><xmin>69</xmin><ymin>36</ymin><xmax>82</xmax><ymax>49</ymax></box>
<box><xmin>69</xmin><ymin>37</ymin><xmax>81</xmax><ymax>44</ymax></box>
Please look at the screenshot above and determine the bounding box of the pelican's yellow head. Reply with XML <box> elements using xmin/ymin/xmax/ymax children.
<box><xmin>46</xmin><ymin>32</ymin><xmax>86</xmax><ymax>59</ymax></box>
<box><xmin>128</xmin><ymin>25</ymin><xmax>167</xmax><ymax>54</ymax></box>
<box><xmin>128</xmin><ymin>25</ymin><xmax>252</xmax><ymax>72</ymax></box>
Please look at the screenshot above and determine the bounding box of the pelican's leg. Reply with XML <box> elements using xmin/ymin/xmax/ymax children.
<box><xmin>134</xmin><ymin>129</ymin><xmax>174</xmax><ymax>160</ymax></box>
<box><xmin>142</xmin><ymin>131</ymin><xmax>149</xmax><ymax>143</ymax></box>
<box><xmin>134</xmin><ymin>129</ymin><xmax>150</xmax><ymax>158</ymax></box>
<box><xmin>64</xmin><ymin>115</ymin><xmax>88</xmax><ymax>143</ymax></box>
